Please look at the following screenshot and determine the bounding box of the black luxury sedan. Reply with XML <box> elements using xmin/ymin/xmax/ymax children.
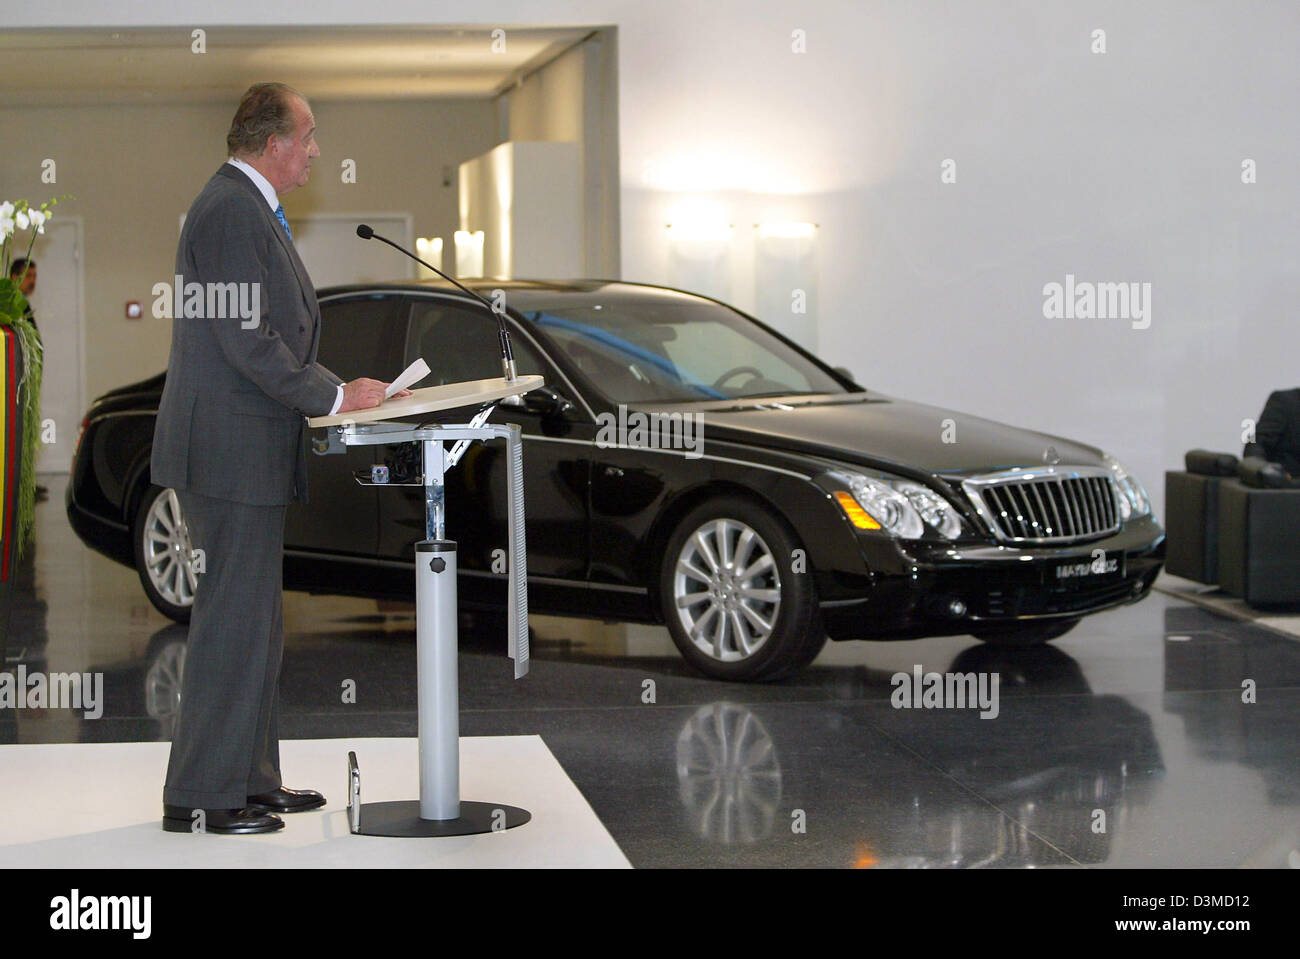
<box><xmin>67</xmin><ymin>279</ymin><xmax>1165</xmax><ymax>681</ymax></box>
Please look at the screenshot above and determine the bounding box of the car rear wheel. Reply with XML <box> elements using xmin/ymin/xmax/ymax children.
<box><xmin>970</xmin><ymin>617</ymin><xmax>1080</xmax><ymax>646</ymax></box>
<box><xmin>133</xmin><ymin>485</ymin><xmax>196</xmax><ymax>623</ymax></box>
<box><xmin>660</xmin><ymin>496</ymin><xmax>825</xmax><ymax>682</ymax></box>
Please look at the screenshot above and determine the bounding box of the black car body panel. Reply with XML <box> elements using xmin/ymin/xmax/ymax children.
<box><xmin>664</xmin><ymin>394</ymin><xmax>1106</xmax><ymax>475</ymax></box>
<box><xmin>68</xmin><ymin>279</ymin><xmax>1164</xmax><ymax>645</ymax></box>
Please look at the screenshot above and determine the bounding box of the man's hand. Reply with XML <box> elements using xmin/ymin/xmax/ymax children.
<box><xmin>339</xmin><ymin>378</ymin><xmax>385</xmax><ymax>412</ymax></box>
<box><xmin>337</xmin><ymin>378</ymin><xmax>414</xmax><ymax>413</ymax></box>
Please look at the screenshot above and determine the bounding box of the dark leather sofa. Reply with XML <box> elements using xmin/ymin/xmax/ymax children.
<box><xmin>1165</xmin><ymin>450</ymin><xmax>1300</xmax><ymax>605</ymax></box>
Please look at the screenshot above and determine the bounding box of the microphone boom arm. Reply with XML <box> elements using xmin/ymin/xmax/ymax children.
<box><xmin>357</xmin><ymin>224</ymin><xmax>517</xmax><ymax>382</ymax></box>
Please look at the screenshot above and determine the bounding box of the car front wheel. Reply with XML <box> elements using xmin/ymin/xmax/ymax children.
<box><xmin>660</xmin><ymin>496</ymin><xmax>825</xmax><ymax>682</ymax></box>
<box><xmin>133</xmin><ymin>485</ymin><xmax>196</xmax><ymax>623</ymax></box>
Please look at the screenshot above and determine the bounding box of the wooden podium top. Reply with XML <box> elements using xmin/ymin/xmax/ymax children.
<box><xmin>307</xmin><ymin>375</ymin><xmax>544</xmax><ymax>428</ymax></box>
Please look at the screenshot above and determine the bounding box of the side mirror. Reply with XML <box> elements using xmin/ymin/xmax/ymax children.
<box><xmin>508</xmin><ymin>387</ymin><xmax>574</xmax><ymax>418</ymax></box>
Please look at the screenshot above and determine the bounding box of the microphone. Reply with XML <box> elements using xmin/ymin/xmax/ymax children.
<box><xmin>355</xmin><ymin>223</ymin><xmax>517</xmax><ymax>382</ymax></box>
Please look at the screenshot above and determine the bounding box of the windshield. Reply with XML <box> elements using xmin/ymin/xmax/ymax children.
<box><xmin>513</xmin><ymin>292</ymin><xmax>849</xmax><ymax>404</ymax></box>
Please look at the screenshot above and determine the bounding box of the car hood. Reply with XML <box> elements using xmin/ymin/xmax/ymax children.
<box><xmin>637</xmin><ymin>393</ymin><xmax>1107</xmax><ymax>476</ymax></box>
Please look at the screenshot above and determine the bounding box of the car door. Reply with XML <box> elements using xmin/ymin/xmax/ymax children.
<box><xmin>284</xmin><ymin>292</ymin><xmax>406</xmax><ymax>564</ymax></box>
<box><xmin>375</xmin><ymin>295</ymin><xmax>594</xmax><ymax>610</ymax></box>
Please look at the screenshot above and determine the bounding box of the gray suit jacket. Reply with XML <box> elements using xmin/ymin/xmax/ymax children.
<box><xmin>151</xmin><ymin>164</ymin><xmax>342</xmax><ymax>506</ymax></box>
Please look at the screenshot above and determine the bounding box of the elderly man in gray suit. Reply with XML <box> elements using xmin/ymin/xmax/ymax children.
<box><xmin>153</xmin><ymin>82</ymin><xmax>406</xmax><ymax>834</ymax></box>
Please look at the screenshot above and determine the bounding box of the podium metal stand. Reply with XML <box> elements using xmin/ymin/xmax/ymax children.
<box><xmin>309</xmin><ymin>376</ymin><xmax>542</xmax><ymax>837</ymax></box>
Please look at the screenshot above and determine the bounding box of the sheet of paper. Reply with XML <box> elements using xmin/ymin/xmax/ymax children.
<box><xmin>385</xmin><ymin>357</ymin><xmax>431</xmax><ymax>399</ymax></box>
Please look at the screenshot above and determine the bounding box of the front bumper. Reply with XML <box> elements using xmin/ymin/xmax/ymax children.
<box><xmin>821</xmin><ymin>515</ymin><xmax>1165</xmax><ymax>640</ymax></box>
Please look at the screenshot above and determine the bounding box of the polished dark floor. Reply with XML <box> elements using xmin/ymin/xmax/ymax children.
<box><xmin>4</xmin><ymin>476</ymin><xmax>1299</xmax><ymax>867</ymax></box>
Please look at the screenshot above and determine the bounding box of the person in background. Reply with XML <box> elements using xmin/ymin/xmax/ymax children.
<box><xmin>9</xmin><ymin>258</ymin><xmax>36</xmax><ymax>330</ymax></box>
<box><xmin>1245</xmin><ymin>388</ymin><xmax>1300</xmax><ymax>479</ymax></box>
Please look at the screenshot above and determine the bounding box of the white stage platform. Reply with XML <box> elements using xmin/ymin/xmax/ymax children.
<box><xmin>0</xmin><ymin>736</ymin><xmax>629</xmax><ymax>868</ymax></box>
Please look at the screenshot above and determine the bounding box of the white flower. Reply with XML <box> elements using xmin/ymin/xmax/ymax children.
<box><xmin>15</xmin><ymin>210</ymin><xmax>29</xmax><ymax>230</ymax></box>
<box><xmin>0</xmin><ymin>202</ymin><xmax>12</xmax><ymax>219</ymax></box>
<box><xmin>29</xmin><ymin>210</ymin><xmax>46</xmax><ymax>233</ymax></box>
<box><xmin>0</xmin><ymin>217</ymin><xmax>12</xmax><ymax>239</ymax></box>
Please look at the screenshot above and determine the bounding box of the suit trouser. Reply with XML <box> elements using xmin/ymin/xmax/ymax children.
<box><xmin>163</xmin><ymin>489</ymin><xmax>287</xmax><ymax>809</ymax></box>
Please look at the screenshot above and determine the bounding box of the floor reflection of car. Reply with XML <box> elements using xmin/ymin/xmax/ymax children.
<box><xmin>67</xmin><ymin>279</ymin><xmax>1165</xmax><ymax>681</ymax></box>
<box><xmin>671</xmin><ymin>647</ymin><xmax>1162</xmax><ymax>865</ymax></box>
<box><xmin>888</xmin><ymin>645</ymin><xmax>1164</xmax><ymax>867</ymax></box>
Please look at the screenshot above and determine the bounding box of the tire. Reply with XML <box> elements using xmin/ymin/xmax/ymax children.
<box><xmin>659</xmin><ymin>495</ymin><xmax>825</xmax><ymax>682</ymax></box>
<box><xmin>970</xmin><ymin>617</ymin><xmax>1081</xmax><ymax>646</ymax></box>
<box><xmin>132</xmin><ymin>485</ymin><xmax>197</xmax><ymax>623</ymax></box>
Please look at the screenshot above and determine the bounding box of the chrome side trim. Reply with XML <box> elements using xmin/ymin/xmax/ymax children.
<box><xmin>461</xmin><ymin>568</ymin><xmax>647</xmax><ymax>594</ymax></box>
<box><xmin>285</xmin><ymin>550</ymin><xmax>648</xmax><ymax>593</ymax></box>
<box><xmin>521</xmin><ymin>434</ymin><xmax>813</xmax><ymax>480</ymax></box>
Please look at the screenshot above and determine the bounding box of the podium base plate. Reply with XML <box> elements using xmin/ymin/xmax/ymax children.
<box><xmin>353</xmin><ymin>800</ymin><xmax>531</xmax><ymax>837</ymax></box>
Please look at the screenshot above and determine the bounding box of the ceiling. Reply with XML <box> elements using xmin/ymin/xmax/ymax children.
<box><xmin>0</xmin><ymin>26</ymin><xmax>594</xmax><ymax>104</ymax></box>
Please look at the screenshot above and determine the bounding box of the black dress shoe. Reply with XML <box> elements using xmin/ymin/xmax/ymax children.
<box><xmin>246</xmin><ymin>786</ymin><xmax>326</xmax><ymax>813</ymax></box>
<box><xmin>162</xmin><ymin>805</ymin><xmax>284</xmax><ymax>834</ymax></box>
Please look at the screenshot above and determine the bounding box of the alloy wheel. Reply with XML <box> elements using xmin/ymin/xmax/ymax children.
<box><xmin>672</xmin><ymin>518</ymin><xmax>782</xmax><ymax>662</ymax></box>
<box><xmin>141</xmin><ymin>489</ymin><xmax>197</xmax><ymax>609</ymax></box>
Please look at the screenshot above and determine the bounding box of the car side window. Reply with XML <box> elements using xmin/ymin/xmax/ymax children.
<box><xmin>404</xmin><ymin>299</ymin><xmax>546</xmax><ymax>385</ymax></box>
<box><xmin>319</xmin><ymin>294</ymin><xmax>408</xmax><ymax>384</ymax></box>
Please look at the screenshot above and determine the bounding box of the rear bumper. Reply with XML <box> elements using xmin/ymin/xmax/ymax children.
<box><xmin>822</xmin><ymin>517</ymin><xmax>1166</xmax><ymax>640</ymax></box>
<box><xmin>66</xmin><ymin>484</ymin><xmax>133</xmax><ymax>568</ymax></box>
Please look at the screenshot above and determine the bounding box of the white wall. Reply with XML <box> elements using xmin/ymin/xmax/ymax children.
<box><xmin>460</xmin><ymin>141</ymin><xmax>583</xmax><ymax>279</ymax></box>
<box><xmin>498</xmin><ymin>30</ymin><xmax>620</xmax><ymax>278</ymax></box>
<box><xmin>618</xmin><ymin>0</ymin><xmax>1300</xmax><ymax>519</ymax></box>
<box><xmin>18</xmin><ymin>1</ymin><xmax>1300</xmax><ymax>519</ymax></box>
<box><xmin>500</xmin><ymin>37</ymin><xmax>585</xmax><ymax>142</ymax></box>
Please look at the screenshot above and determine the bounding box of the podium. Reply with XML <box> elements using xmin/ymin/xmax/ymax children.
<box><xmin>309</xmin><ymin>375</ymin><xmax>543</xmax><ymax>837</ymax></box>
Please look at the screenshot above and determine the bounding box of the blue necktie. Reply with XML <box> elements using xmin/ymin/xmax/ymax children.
<box><xmin>274</xmin><ymin>204</ymin><xmax>293</xmax><ymax>241</ymax></box>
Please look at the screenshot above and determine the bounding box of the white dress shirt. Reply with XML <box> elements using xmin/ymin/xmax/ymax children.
<box><xmin>226</xmin><ymin>157</ymin><xmax>343</xmax><ymax>416</ymax></box>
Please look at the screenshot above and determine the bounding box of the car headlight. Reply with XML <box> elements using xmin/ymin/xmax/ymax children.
<box><xmin>827</xmin><ymin>471</ymin><xmax>965</xmax><ymax>540</ymax></box>
<box><xmin>1103</xmin><ymin>453</ymin><xmax>1151</xmax><ymax>520</ymax></box>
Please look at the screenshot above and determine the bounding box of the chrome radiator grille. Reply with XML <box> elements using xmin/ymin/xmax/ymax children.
<box><xmin>961</xmin><ymin>469</ymin><xmax>1121</xmax><ymax>544</ymax></box>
